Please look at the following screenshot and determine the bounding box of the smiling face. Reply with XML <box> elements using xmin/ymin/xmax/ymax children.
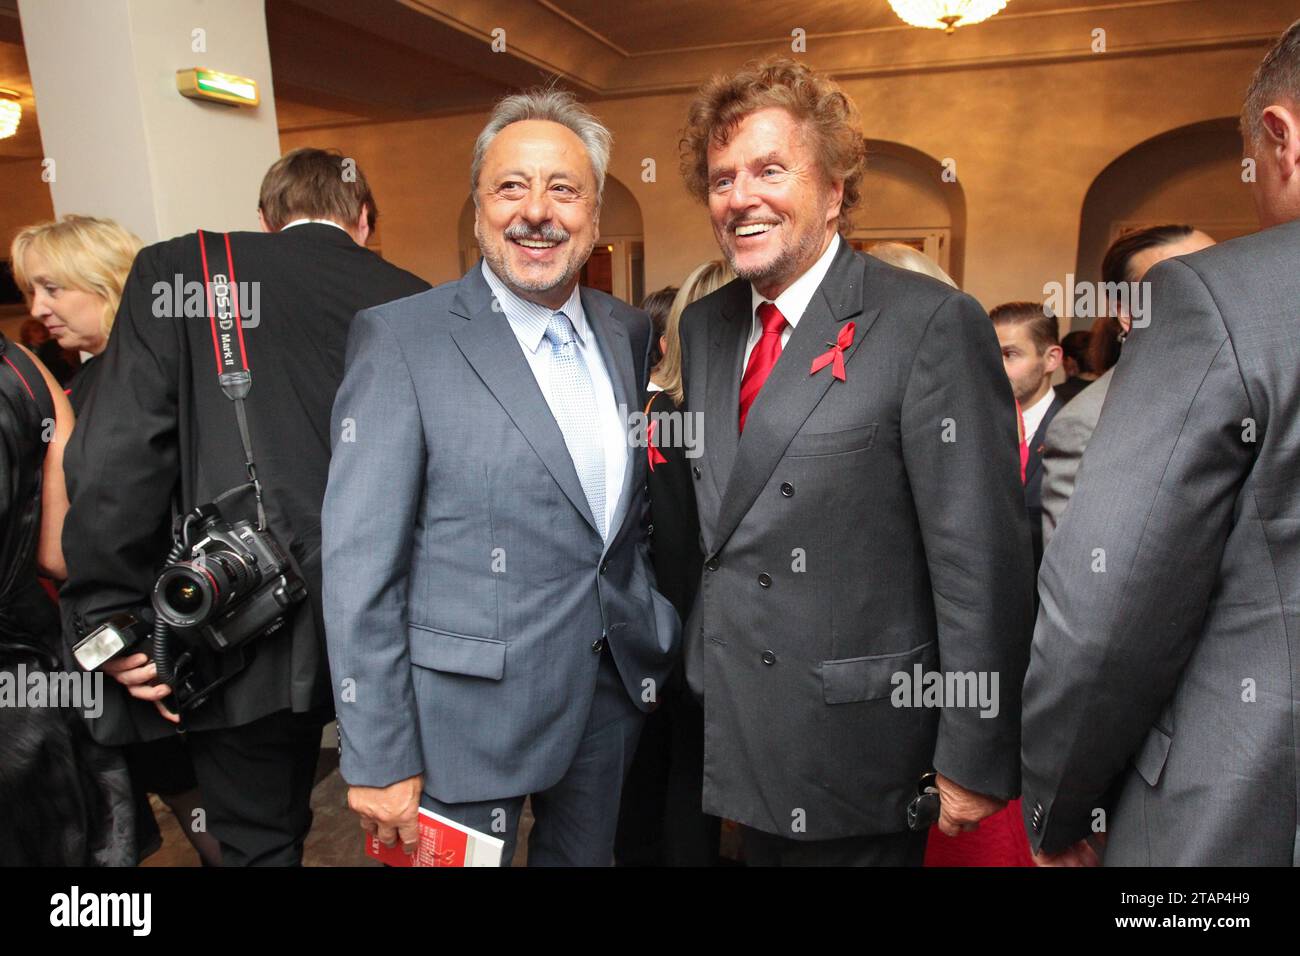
<box><xmin>706</xmin><ymin>107</ymin><xmax>843</xmax><ymax>300</ymax></box>
<box><xmin>21</xmin><ymin>246</ymin><xmax>109</xmax><ymax>355</ymax></box>
<box><xmin>474</xmin><ymin>119</ymin><xmax>600</xmax><ymax>309</ymax></box>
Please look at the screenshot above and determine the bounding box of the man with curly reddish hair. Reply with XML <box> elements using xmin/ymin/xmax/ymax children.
<box><xmin>676</xmin><ymin>58</ymin><xmax>1034</xmax><ymax>865</ymax></box>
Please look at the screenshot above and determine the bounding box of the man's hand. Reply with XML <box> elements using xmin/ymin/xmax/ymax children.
<box><xmin>102</xmin><ymin>652</ymin><xmax>179</xmax><ymax>722</ymax></box>
<box><xmin>934</xmin><ymin>773</ymin><xmax>1007</xmax><ymax>836</ymax></box>
<box><xmin>1033</xmin><ymin>834</ymin><xmax>1105</xmax><ymax>867</ymax></box>
<box><xmin>348</xmin><ymin>775</ymin><xmax>424</xmax><ymax>855</ymax></box>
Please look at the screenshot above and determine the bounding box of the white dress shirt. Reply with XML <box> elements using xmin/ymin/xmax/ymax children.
<box><xmin>481</xmin><ymin>261</ymin><xmax>627</xmax><ymax>536</ymax></box>
<box><xmin>743</xmin><ymin>232</ymin><xmax>842</xmax><ymax>370</ymax></box>
<box><xmin>1021</xmin><ymin>386</ymin><xmax>1057</xmax><ymax>444</ymax></box>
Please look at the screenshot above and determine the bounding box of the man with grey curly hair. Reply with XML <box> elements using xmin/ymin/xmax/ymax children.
<box><xmin>323</xmin><ymin>87</ymin><xmax>678</xmax><ymax>866</ymax></box>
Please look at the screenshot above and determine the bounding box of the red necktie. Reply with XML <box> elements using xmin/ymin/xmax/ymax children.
<box><xmin>738</xmin><ymin>302</ymin><xmax>788</xmax><ymax>433</ymax></box>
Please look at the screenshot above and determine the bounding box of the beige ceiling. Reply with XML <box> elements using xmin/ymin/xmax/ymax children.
<box><xmin>0</xmin><ymin>0</ymin><xmax>1294</xmax><ymax>145</ymax></box>
<box><xmin>546</xmin><ymin>0</ymin><xmax>1153</xmax><ymax>56</ymax></box>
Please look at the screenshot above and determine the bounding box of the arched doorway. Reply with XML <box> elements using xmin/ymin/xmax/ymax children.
<box><xmin>458</xmin><ymin>173</ymin><xmax>645</xmax><ymax>304</ymax></box>
<box><xmin>1075</xmin><ymin>118</ymin><xmax>1255</xmax><ymax>329</ymax></box>
<box><xmin>851</xmin><ymin>140</ymin><xmax>967</xmax><ymax>287</ymax></box>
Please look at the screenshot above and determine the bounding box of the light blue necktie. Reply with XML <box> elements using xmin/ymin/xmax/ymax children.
<box><xmin>544</xmin><ymin>310</ymin><xmax>606</xmax><ymax>537</ymax></box>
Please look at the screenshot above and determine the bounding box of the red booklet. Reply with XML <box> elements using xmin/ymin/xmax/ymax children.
<box><xmin>364</xmin><ymin>807</ymin><xmax>505</xmax><ymax>867</ymax></box>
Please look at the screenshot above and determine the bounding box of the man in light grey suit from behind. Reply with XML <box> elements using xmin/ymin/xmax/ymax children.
<box><xmin>1023</xmin><ymin>20</ymin><xmax>1300</xmax><ymax>865</ymax></box>
<box><xmin>321</xmin><ymin>90</ymin><xmax>679</xmax><ymax>865</ymax></box>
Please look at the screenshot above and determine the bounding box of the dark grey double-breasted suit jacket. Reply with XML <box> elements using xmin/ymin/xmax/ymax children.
<box><xmin>1023</xmin><ymin>218</ymin><xmax>1300</xmax><ymax>865</ymax></box>
<box><xmin>679</xmin><ymin>239</ymin><xmax>1035</xmax><ymax>841</ymax></box>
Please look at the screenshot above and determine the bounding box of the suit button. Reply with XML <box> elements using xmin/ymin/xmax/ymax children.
<box><xmin>757</xmin><ymin>572</ymin><xmax>772</xmax><ymax>588</ymax></box>
<box><xmin>692</xmin><ymin>466</ymin><xmax>701</xmax><ymax>480</ymax></box>
<box><xmin>761</xmin><ymin>650</ymin><xmax>776</xmax><ymax>665</ymax></box>
<box><xmin>592</xmin><ymin>638</ymin><xmax>605</xmax><ymax>653</ymax></box>
<box><xmin>780</xmin><ymin>481</ymin><xmax>794</xmax><ymax>497</ymax></box>
<box><xmin>599</xmin><ymin>560</ymin><xmax>609</xmax><ymax>575</ymax></box>
<box><xmin>705</xmin><ymin>557</ymin><xmax>719</xmax><ymax>572</ymax></box>
<box><xmin>647</xmin><ymin>523</ymin><xmax>655</xmax><ymax>536</ymax></box>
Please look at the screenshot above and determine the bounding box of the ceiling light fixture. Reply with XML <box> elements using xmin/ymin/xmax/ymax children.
<box><xmin>0</xmin><ymin>89</ymin><xmax>21</xmax><ymax>140</ymax></box>
<box><xmin>888</xmin><ymin>0</ymin><xmax>1010</xmax><ymax>34</ymax></box>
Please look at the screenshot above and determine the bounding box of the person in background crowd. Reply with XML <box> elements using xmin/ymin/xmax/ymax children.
<box><xmin>640</xmin><ymin>285</ymin><xmax>677</xmax><ymax>372</ymax></box>
<box><xmin>1053</xmin><ymin>330</ymin><xmax>1095</xmax><ymax>405</ymax></box>
<box><xmin>617</xmin><ymin>260</ymin><xmax>730</xmax><ymax>867</ymax></box>
<box><xmin>60</xmin><ymin>148</ymin><xmax>429</xmax><ymax>866</ymax></box>
<box><xmin>865</xmin><ymin>241</ymin><xmax>955</xmax><ymax>286</ymax></box>
<box><xmin>0</xmin><ymin>333</ymin><xmax>133</xmax><ymax>865</ymax></box>
<box><xmin>19</xmin><ymin>317</ymin><xmax>75</xmax><ymax>386</ymax></box>
<box><xmin>1039</xmin><ymin>224</ymin><xmax>1215</xmax><ymax>550</ymax></box>
<box><xmin>11</xmin><ymin>216</ymin><xmax>141</xmax><ymax>413</ymax></box>
<box><xmin>676</xmin><ymin>57</ymin><xmax>1032</xmax><ymax>866</ymax></box>
<box><xmin>990</xmin><ymin>302</ymin><xmax>1063</xmax><ymax>572</ymax></box>
<box><xmin>11</xmin><ymin>214</ymin><xmax>221</xmax><ymax>866</ymax></box>
<box><xmin>1022</xmin><ymin>20</ymin><xmax>1300</xmax><ymax>865</ymax></box>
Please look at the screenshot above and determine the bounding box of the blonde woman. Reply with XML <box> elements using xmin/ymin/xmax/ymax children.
<box><xmin>617</xmin><ymin>259</ymin><xmax>733</xmax><ymax>867</ymax></box>
<box><xmin>11</xmin><ymin>214</ymin><xmax>221</xmax><ymax>866</ymax></box>
<box><xmin>11</xmin><ymin>215</ymin><xmax>142</xmax><ymax>414</ymax></box>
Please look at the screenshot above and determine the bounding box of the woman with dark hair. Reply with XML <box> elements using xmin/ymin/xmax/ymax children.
<box><xmin>0</xmin><ymin>333</ymin><xmax>137</xmax><ymax>865</ymax></box>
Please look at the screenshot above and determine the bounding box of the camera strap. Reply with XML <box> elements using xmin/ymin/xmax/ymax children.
<box><xmin>197</xmin><ymin>230</ymin><xmax>267</xmax><ymax>531</ymax></box>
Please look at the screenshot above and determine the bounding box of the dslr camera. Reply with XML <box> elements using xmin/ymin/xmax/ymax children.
<box><xmin>73</xmin><ymin>502</ymin><xmax>305</xmax><ymax>711</ymax></box>
<box><xmin>152</xmin><ymin>502</ymin><xmax>306</xmax><ymax>652</ymax></box>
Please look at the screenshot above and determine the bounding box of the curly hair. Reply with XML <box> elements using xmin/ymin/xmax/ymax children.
<box><xmin>679</xmin><ymin>57</ymin><xmax>867</xmax><ymax>232</ymax></box>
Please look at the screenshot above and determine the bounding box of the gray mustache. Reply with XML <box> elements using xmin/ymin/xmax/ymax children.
<box><xmin>505</xmin><ymin>223</ymin><xmax>570</xmax><ymax>242</ymax></box>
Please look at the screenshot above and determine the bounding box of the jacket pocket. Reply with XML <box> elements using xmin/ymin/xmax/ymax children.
<box><xmin>821</xmin><ymin>640</ymin><xmax>934</xmax><ymax>705</ymax></box>
<box><xmin>785</xmin><ymin>423</ymin><xmax>877</xmax><ymax>458</ymax></box>
<box><xmin>1132</xmin><ymin>724</ymin><xmax>1172</xmax><ymax>787</ymax></box>
<box><xmin>408</xmin><ymin>623</ymin><xmax>506</xmax><ymax>680</ymax></box>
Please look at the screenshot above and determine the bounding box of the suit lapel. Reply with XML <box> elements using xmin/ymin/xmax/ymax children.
<box><xmin>1024</xmin><ymin>396</ymin><xmax>1062</xmax><ymax>486</ymax></box>
<box><xmin>583</xmin><ymin>288</ymin><xmax>640</xmax><ymax>549</ymax></box>
<box><xmin>703</xmin><ymin>280</ymin><xmax>751</xmax><ymax>499</ymax></box>
<box><xmin>712</xmin><ymin>242</ymin><xmax>879</xmax><ymax>554</ymax></box>
<box><xmin>449</xmin><ymin>268</ymin><xmax>599</xmax><ymax>535</ymax></box>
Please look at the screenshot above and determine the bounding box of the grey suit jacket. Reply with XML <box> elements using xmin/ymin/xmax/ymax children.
<box><xmin>1039</xmin><ymin>369</ymin><xmax>1112</xmax><ymax>551</ymax></box>
<box><xmin>321</xmin><ymin>265</ymin><xmax>679</xmax><ymax>801</ymax></box>
<box><xmin>679</xmin><ymin>241</ymin><xmax>1035</xmax><ymax>840</ymax></box>
<box><xmin>1022</xmin><ymin>219</ymin><xmax>1300</xmax><ymax>865</ymax></box>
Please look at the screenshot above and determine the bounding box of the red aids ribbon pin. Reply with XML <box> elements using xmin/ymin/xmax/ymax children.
<box><xmin>647</xmin><ymin>418</ymin><xmax>668</xmax><ymax>472</ymax></box>
<box><xmin>810</xmin><ymin>321</ymin><xmax>856</xmax><ymax>382</ymax></box>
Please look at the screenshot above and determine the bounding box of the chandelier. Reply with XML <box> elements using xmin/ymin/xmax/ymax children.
<box><xmin>888</xmin><ymin>0</ymin><xmax>1010</xmax><ymax>34</ymax></box>
<box><xmin>0</xmin><ymin>89</ymin><xmax>20</xmax><ymax>140</ymax></box>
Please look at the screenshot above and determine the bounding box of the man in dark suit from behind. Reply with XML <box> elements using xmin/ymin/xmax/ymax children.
<box><xmin>1023</xmin><ymin>19</ymin><xmax>1300</xmax><ymax>865</ymax></box>
<box><xmin>990</xmin><ymin>302</ymin><xmax>1063</xmax><ymax>572</ymax></box>
<box><xmin>60</xmin><ymin>148</ymin><xmax>430</xmax><ymax>865</ymax></box>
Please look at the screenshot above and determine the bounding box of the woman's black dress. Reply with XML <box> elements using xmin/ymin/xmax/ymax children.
<box><xmin>0</xmin><ymin>334</ymin><xmax>137</xmax><ymax>866</ymax></box>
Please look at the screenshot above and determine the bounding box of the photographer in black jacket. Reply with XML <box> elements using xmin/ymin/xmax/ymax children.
<box><xmin>60</xmin><ymin>148</ymin><xmax>429</xmax><ymax>866</ymax></box>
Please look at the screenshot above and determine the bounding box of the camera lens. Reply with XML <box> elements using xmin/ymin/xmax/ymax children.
<box><xmin>165</xmin><ymin>577</ymin><xmax>205</xmax><ymax>615</ymax></box>
<box><xmin>153</xmin><ymin>549</ymin><xmax>254</xmax><ymax>629</ymax></box>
